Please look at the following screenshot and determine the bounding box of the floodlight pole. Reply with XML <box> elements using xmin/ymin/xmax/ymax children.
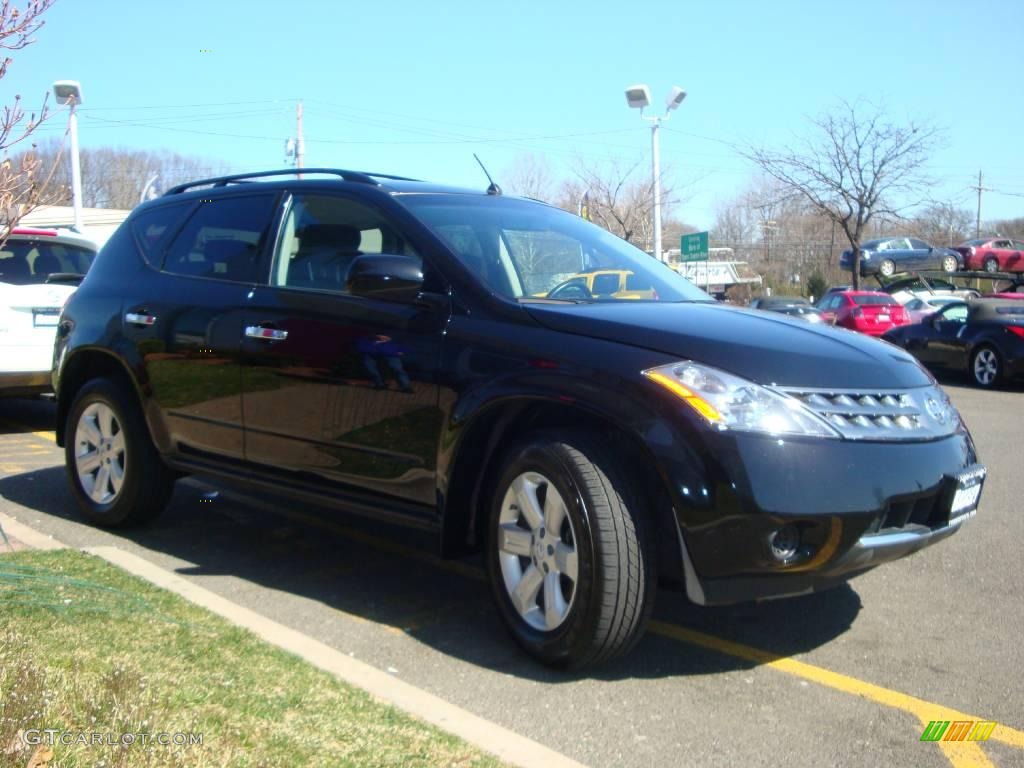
<box><xmin>68</xmin><ymin>95</ymin><xmax>84</xmax><ymax>232</ymax></box>
<box><xmin>649</xmin><ymin>116</ymin><xmax>663</xmax><ymax>262</ymax></box>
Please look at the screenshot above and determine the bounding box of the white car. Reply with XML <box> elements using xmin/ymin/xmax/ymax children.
<box><xmin>0</xmin><ymin>227</ymin><xmax>97</xmax><ymax>395</ymax></box>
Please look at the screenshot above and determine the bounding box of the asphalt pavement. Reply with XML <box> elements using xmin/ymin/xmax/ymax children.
<box><xmin>0</xmin><ymin>380</ymin><xmax>1020</xmax><ymax>768</ymax></box>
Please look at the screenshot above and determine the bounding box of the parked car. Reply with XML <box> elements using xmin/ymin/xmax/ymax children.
<box><xmin>764</xmin><ymin>305</ymin><xmax>825</xmax><ymax>323</ymax></box>
<box><xmin>541</xmin><ymin>269</ymin><xmax>656</xmax><ymax>300</ymax></box>
<box><xmin>54</xmin><ymin>168</ymin><xmax>985</xmax><ymax>668</ymax></box>
<box><xmin>955</xmin><ymin>238</ymin><xmax>1024</xmax><ymax>273</ymax></box>
<box><xmin>883</xmin><ymin>299</ymin><xmax>1024</xmax><ymax>388</ymax></box>
<box><xmin>816</xmin><ymin>290</ymin><xmax>910</xmax><ymax>335</ymax></box>
<box><xmin>839</xmin><ymin>237</ymin><xmax>961</xmax><ymax>277</ymax></box>
<box><xmin>903</xmin><ymin>295</ymin><xmax>963</xmax><ymax>324</ymax></box>
<box><xmin>0</xmin><ymin>227</ymin><xmax>97</xmax><ymax>396</ymax></box>
<box><xmin>876</xmin><ymin>275</ymin><xmax>979</xmax><ymax>305</ymax></box>
<box><xmin>749</xmin><ymin>295</ymin><xmax>809</xmax><ymax>310</ymax></box>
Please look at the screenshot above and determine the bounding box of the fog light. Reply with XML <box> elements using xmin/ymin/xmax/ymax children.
<box><xmin>768</xmin><ymin>525</ymin><xmax>801</xmax><ymax>561</ymax></box>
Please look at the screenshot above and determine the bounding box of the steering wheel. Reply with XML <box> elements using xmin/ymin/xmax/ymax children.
<box><xmin>546</xmin><ymin>281</ymin><xmax>593</xmax><ymax>300</ymax></box>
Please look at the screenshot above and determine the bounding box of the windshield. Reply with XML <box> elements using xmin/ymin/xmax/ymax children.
<box><xmin>398</xmin><ymin>194</ymin><xmax>711</xmax><ymax>303</ymax></box>
<box><xmin>0</xmin><ymin>239</ymin><xmax>95</xmax><ymax>285</ymax></box>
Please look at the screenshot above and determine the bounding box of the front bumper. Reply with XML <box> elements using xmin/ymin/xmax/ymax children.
<box><xmin>655</xmin><ymin>427</ymin><xmax>983</xmax><ymax>605</ymax></box>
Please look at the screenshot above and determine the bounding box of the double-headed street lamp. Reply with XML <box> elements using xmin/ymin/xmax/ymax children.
<box><xmin>625</xmin><ymin>84</ymin><xmax>686</xmax><ymax>262</ymax></box>
<box><xmin>52</xmin><ymin>80</ymin><xmax>84</xmax><ymax>232</ymax></box>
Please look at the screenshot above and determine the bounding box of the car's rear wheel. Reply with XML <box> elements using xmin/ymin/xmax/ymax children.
<box><xmin>983</xmin><ymin>257</ymin><xmax>999</xmax><ymax>274</ymax></box>
<box><xmin>970</xmin><ymin>346</ymin><xmax>1002</xmax><ymax>388</ymax></box>
<box><xmin>879</xmin><ymin>259</ymin><xmax>896</xmax><ymax>277</ymax></box>
<box><xmin>65</xmin><ymin>378</ymin><xmax>175</xmax><ymax>526</ymax></box>
<box><xmin>941</xmin><ymin>255</ymin><xmax>958</xmax><ymax>273</ymax></box>
<box><xmin>487</xmin><ymin>432</ymin><xmax>655</xmax><ymax>668</ymax></box>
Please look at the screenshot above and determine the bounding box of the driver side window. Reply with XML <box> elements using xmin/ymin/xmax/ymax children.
<box><xmin>938</xmin><ymin>304</ymin><xmax>968</xmax><ymax>324</ymax></box>
<box><xmin>272</xmin><ymin>194</ymin><xmax>420</xmax><ymax>293</ymax></box>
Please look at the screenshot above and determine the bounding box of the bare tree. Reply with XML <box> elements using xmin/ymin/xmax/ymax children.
<box><xmin>911</xmin><ymin>201</ymin><xmax>973</xmax><ymax>247</ymax></box>
<box><xmin>17</xmin><ymin>139</ymin><xmax>232</xmax><ymax>209</ymax></box>
<box><xmin>0</xmin><ymin>0</ymin><xmax>59</xmax><ymax>236</ymax></box>
<box><xmin>503</xmin><ymin>153</ymin><xmax>556</xmax><ymax>202</ymax></box>
<box><xmin>559</xmin><ymin>158</ymin><xmax>687</xmax><ymax>252</ymax></box>
<box><xmin>743</xmin><ymin>99</ymin><xmax>944</xmax><ymax>288</ymax></box>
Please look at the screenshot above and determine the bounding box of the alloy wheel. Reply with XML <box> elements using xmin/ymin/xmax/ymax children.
<box><xmin>496</xmin><ymin>472</ymin><xmax>579</xmax><ymax>632</ymax></box>
<box><xmin>942</xmin><ymin>256</ymin><xmax>958</xmax><ymax>273</ymax></box>
<box><xmin>74</xmin><ymin>403</ymin><xmax>126</xmax><ymax>504</ymax></box>
<box><xmin>984</xmin><ymin>258</ymin><xmax>999</xmax><ymax>273</ymax></box>
<box><xmin>973</xmin><ymin>349</ymin><xmax>999</xmax><ymax>386</ymax></box>
<box><xmin>880</xmin><ymin>260</ymin><xmax>895</xmax><ymax>277</ymax></box>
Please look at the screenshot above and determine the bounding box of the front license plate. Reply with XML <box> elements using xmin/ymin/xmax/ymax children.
<box><xmin>949</xmin><ymin>467</ymin><xmax>985</xmax><ymax>521</ymax></box>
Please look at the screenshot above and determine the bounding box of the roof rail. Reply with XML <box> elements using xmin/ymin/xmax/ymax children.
<box><xmin>163</xmin><ymin>168</ymin><xmax>420</xmax><ymax>196</ymax></box>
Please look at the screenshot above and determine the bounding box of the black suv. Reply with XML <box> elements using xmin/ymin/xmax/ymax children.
<box><xmin>54</xmin><ymin>169</ymin><xmax>985</xmax><ymax>668</ymax></box>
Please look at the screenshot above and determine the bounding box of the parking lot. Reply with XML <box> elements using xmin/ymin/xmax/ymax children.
<box><xmin>0</xmin><ymin>381</ymin><xmax>1021</xmax><ymax>768</ymax></box>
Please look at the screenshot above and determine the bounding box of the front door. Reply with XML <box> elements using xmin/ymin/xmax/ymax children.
<box><xmin>241</xmin><ymin>191</ymin><xmax>448</xmax><ymax>508</ymax></box>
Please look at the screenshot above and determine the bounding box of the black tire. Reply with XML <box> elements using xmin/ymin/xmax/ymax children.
<box><xmin>969</xmin><ymin>345</ymin><xmax>1002</xmax><ymax>389</ymax></box>
<box><xmin>64</xmin><ymin>378</ymin><xmax>175</xmax><ymax>526</ymax></box>
<box><xmin>486</xmin><ymin>432</ymin><xmax>656</xmax><ymax>669</ymax></box>
<box><xmin>879</xmin><ymin>259</ymin><xmax>896</xmax><ymax>278</ymax></box>
<box><xmin>984</xmin><ymin>257</ymin><xmax>999</xmax><ymax>274</ymax></box>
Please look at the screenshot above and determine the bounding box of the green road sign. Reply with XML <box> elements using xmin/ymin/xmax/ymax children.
<box><xmin>680</xmin><ymin>231</ymin><xmax>709</xmax><ymax>261</ymax></box>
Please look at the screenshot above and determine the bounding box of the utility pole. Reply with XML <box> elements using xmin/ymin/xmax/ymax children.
<box><xmin>296</xmin><ymin>100</ymin><xmax>305</xmax><ymax>175</ymax></box>
<box><xmin>972</xmin><ymin>170</ymin><xmax>989</xmax><ymax>238</ymax></box>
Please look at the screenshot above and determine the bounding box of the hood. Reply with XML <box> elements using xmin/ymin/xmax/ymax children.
<box><xmin>524</xmin><ymin>301</ymin><xmax>932</xmax><ymax>389</ymax></box>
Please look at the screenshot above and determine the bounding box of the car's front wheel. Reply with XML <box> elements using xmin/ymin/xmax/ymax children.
<box><xmin>942</xmin><ymin>255</ymin><xmax>959</xmax><ymax>273</ymax></box>
<box><xmin>487</xmin><ymin>433</ymin><xmax>655</xmax><ymax>668</ymax></box>
<box><xmin>970</xmin><ymin>346</ymin><xmax>1002</xmax><ymax>388</ymax></box>
<box><xmin>65</xmin><ymin>378</ymin><xmax>175</xmax><ymax>526</ymax></box>
<box><xmin>983</xmin><ymin>257</ymin><xmax>999</xmax><ymax>274</ymax></box>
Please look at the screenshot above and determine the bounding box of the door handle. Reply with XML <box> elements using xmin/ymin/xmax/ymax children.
<box><xmin>245</xmin><ymin>325</ymin><xmax>288</xmax><ymax>341</ymax></box>
<box><xmin>125</xmin><ymin>312</ymin><xmax>157</xmax><ymax>326</ymax></box>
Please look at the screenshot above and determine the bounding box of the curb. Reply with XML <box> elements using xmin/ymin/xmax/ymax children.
<box><xmin>85</xmin><ymin>545</ymin><xmax>587</xmax><ymax>768</ymax></box>
<box><xmin>0</xmin><ymin>511</ymin><xmax>67</xmax><ymax>551</ymax></box>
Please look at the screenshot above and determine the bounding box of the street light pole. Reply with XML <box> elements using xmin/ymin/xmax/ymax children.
<box><xmin>52</xmin><ymin>81</ymin><xmax>84</xmax><ymax>232</ymax></box>
<box><xmin>650</xmin><ymin>117</ymin><xmax>662</xmax><ymax>263</ymax></box>
<box><xmin>625</xmin><ymin>84</ymin><xmax>686</xmax><ymax>263</ymax></box>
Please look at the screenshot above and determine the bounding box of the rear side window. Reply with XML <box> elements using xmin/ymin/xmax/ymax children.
<box><xmin>131</xmin><ymin>203</ymin><xmax>192</xmax><ymax>267</ymax></box>
<box><xmin>163</xmin><ymin>195</ymin><xmax>277</xmax><ymax>282</ymax></box>
<box><xmin>591</xmin><ymin>273</ymin><xmax>621</xmax><ymax>295</ymax></box>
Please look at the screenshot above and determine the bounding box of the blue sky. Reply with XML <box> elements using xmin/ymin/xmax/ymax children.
<box><xmin>7</xmin><ymin>0</ymin><xmax>1024</xmax><ymax>229</ymax></box>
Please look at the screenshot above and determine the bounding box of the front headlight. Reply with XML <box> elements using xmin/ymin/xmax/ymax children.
<box><xmin>644</xmin><ymin>361</ymin><xmax>841</xmax><ymax>438</ymax></box>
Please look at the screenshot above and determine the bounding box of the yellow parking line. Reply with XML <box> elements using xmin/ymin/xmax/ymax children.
<box><xmin>649</xmin><ymin>622</ymin><xmax>1020</xmax><ymax>766</ymax></box>
<box><xmin>206</xmin><ymin>486</ymin><xmax>1024</xmax><ymax>767</ymax></box>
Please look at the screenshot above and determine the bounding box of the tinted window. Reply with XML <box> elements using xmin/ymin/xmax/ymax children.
<box><xmin>996</xmin><ymin>306</ymin><xmax>1024</xmax><ymax>315</ymax></box>
<box><xmin>271</xmin><ymin>194</ymin><xmax>419</xmax><ymax>292</ymax></box>
<box><xmin>163</xmin><ymin>195</ymin><xmax>277</xmax><ymax>282</ymax></box>
<box><xmin>400</xmin><ymin>194</ymin><xmax>709</xmax><ymax>303</ymax></box>
<box><xmin>0</xmin><ymin>239</ymin><xmax>95</xmax><ymax>285</ymax></box>
<box><xmin>909</xmin><ymin>239</ymin><xmax>929</xmax><ymax>249</ymax></box>
<box><xmin>905</xmin><ymin>298</ymin><xmax>924</xmax><ymax>310</ymax></box>
<box><xmin>852</xmin><ymin>295</ymin><xmax>897</xmax><ymax>306</ymax></box>
<box><xmin>1013</xmin><ymin>242</ymin><xmax>1024</xmax><ymax>250</ymax></box>
<box><xmin>131</xmin><ymin>203</ymin><xmax>192</xmax><ymax>267</ymax></box>
<box><xmin>591</xmin><ymin>273</ymin><xmax>622</xmax><ymax>295</ymax></box>
<box><xmin>938</xmin><ymin>304</ymin><xmax>968</xmax><ymax>323</ymax></box>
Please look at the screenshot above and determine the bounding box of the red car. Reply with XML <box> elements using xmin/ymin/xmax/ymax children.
<box><xmin>816</xmin><ymin>290</ymin><xmax>910</xmax><ymax>335</ymax></box>
<box><xmin>955</xmin><ymin>238</ymin><xmax>1024</xmax><ymax>273</ymax></box>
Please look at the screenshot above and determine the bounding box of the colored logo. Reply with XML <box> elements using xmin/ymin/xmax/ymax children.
<box><xmin>920</xmin><ymin>720</ymin><xmax>996</xmax><ymax>742</ymax></box>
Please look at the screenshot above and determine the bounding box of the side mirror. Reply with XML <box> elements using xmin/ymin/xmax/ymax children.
<box><xmin>347</xmin><ymin>254</ymin><xmax>424</xmax><ymax>303</ymax></box>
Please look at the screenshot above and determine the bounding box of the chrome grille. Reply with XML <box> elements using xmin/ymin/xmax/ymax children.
<box><xmin>775</xmin><ymin>386</ymin><xmax>958</xmax><ymax>441</ymax></box>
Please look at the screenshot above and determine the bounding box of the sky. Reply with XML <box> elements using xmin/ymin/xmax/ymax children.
<box><xmin>6</xmin><ymin>0</ymin><xmax>1024</xmax><ymax>231</ymax></box>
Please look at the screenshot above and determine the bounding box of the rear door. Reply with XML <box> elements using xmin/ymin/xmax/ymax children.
<box><xmin>907</xmin><ymin>239</ymin><xmax>935</xmax><ymax>270</ymax></box>
<box><xmin>124</xmin><ymin>193</ymin><xmax>280</xmax><ymax>463</ymax></box>
<box><xmin>240</xmin><ymin>190</ymin><xmax>448</xmax><ymax>509</ymax></box>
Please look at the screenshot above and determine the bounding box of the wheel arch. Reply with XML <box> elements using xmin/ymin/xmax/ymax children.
<box><xmin>56</xmin><ymin>348</ymin><xmax>151</xmax><ymax>448</ymax></box>
<box><xmin>439</xmin><ymin>395</ymin><xmax>686</xmax><ymax>589</ymax></box>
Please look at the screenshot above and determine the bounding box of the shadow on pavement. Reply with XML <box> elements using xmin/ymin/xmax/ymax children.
<box><xmin>0</xmin><ymin>464</ymin><xmax>862</xmax><ymax>683</ymax></box>
<box><xmin>0</xmin><ymin>398</ymin><xmax>57</xmax><ymax>435</ymax></box>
